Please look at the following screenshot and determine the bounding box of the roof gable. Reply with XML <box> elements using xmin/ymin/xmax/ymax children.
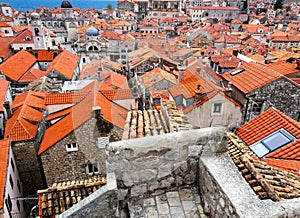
<box><xmin>0</xmin><ymin>50</ymin><xmax>37</xmax><ymax>81</ymax></box>
<box><xmin>5</xmin><ymin>91</ymin><xmax>45</xmax><ymax>141</ymax></box>
<box><xmin>222</xmin><ymin>62</ymin><xmax>281</xmax><ymax>94</ymax></box>
<box><xmin>46</xmin><ymin>50</ymin><xmax>79</xmax><ymax>79</ymax></box>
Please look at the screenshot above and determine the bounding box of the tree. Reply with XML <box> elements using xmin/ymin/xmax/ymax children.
<box><xmin>274</xmin><ymin>0</ymin><xmax>283</xmax><ymax>10</ymax></box>
<box><xmin>107</xmin><ymin>4</ymin><xmax>113</xmax><ymax>10</ymax></box>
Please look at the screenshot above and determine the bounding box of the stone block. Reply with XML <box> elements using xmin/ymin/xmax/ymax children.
<box><xmin>219</xmin><ymin>197</ymin><xmax>225</xmax><ymax>208</ymax></box>
<box><xmin>188</xmin><ymin>145</ymin><xmax>203</xmax><ymax>157</ymax></box>
<box><xmin>157</xmin><ymin>203</ymin><xmax>170</xmax><ymax>215</ymax></box>
<box><xmin>167</xmin><ymin>197</ymin><xmax>181</xmax><ymax>207</ymax></box>
<box><xmin>179</xmin><ymin>189</ymin><xmax>194</xmax><ymax>201</ymax></box>
<box><xmin>169</xmin><ymin>206</ymin><xmax>185</xmax><ymax>218</ymax></box>
<box><xmin>148</xmin><ymin>181</ymin><xmax>160</xmax><ymax>192</ymax></box>
<box><xmin>182</xmin><ymin>200</ymin><xmax>197</xmax><ymax>212</ymax></box>
<box><xmin>164</xmin><ymin>147</ymin><xmax>180</xmax><ymax>161</ymax></box>
<box><xmin>158</xmin><ymin>164</ymin><xmax>173</xmax><ymax>179</ymax></box>
<box><xmin>156</xmin><ymin>194</ymin><xmax>168</xmax><ymax>204</ymax></box>
<box><xmin>131</xmin><ymin>184</ymin><xmax>147</xmax><ymax>197</ymax></box>
<box><xmin>166</xmin><ymin>191</ymin><xmax>179</xmax><ymax>198</ymax></box>
<box><xmin>143</xmin><ymin>198</ymin><xmax>156</xmax><ymax>207</ymax></box>
<box><xmin>144</xmin><ymin>206</ymin><xmax>158</xmax><ymax>218</ymax></box>
<box><xmin>160</xmin><ymin>177</ymin><xmax>175</xmax><ymax>189</ymax></box>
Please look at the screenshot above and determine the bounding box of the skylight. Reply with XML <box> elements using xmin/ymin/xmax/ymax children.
<box><xmin>249</xmin><ymin>128</ymin><xmax>296</xmax><ymax>157</ymax></box>
<box><xmin>230</xmin><ymin>68</ymin><xmax>245</xmax><ymax>76</ymax></box>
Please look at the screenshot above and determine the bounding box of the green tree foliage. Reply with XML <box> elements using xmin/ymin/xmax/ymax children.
<box><xmin>107</xmin><ymin>4</ymin><xmax>113</xmax><ymax>10</ymax></box>
<box><xmin>274</xmin><ymin>0</ymin><xmax>283</xmax><ymax>10</ymax></box>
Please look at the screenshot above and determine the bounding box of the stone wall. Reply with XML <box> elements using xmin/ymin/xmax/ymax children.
<box><xmin>59</xmin><ymin>173</ymin><xmax>118</xmax><ymax>218</ymax></box>
<box><xmin>12</xmin><ymin>140</ymin><xmax>45</xmax><ymax>196</ymax></box>
<box><xmin>198</xmin><ymin>137</ymin><xmax>300</xmax><ymax>218</ymax></box>
<box><xmin>245</xmin><ymin>76</ymin><xmax>300</xmax><ymax>122</ymax></box>
<box><xmin>106</xmin><ymin>128</ymin><xmax>226</xmax><ymax>203</ymax></box>
<box><xmin>41</xmin><ymin>118</ymin><xmax>108</xmax><ymax>186</ymax></box>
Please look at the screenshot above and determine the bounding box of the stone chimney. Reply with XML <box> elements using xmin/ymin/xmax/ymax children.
<box><xmin>97</xmin><ymin>67</ymin><xmax>102</xmax><ymax>78</ymax></box>
<box><xmin>177</xmin><ymin>62</ymin><xmax>186</xmax><ymax>83</ymax></box>
<box><xmin>296</xmin><ymin>59</ymin><xmax>300</xmax><ymax>69</ymax></box>
<box><xmin>4</xmin><ymin>101</ymin><xmax>12</xmax><ymax>118</ymax></box>
<box><xmin>232</xmin><ymin>49</ymin><xmax>238</xmax><ymax>56</ymax></box>
<box><xmin>194</xmin><ymin>85</ymin><xmax>202</xmax><ymax>104</ymax></box>
<box><xmin>92</xmin><ymin>106</ymin><xmax>102</xmax><ymax>119</ymax></box>
<box><xmin>196</xmin><ymin>67</ymin><xmax>201</xmax><ymax>73</ymax></box>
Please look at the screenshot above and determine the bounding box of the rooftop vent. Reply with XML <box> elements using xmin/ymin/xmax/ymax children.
<box><xmin>230</xmin><ymin>68</ymin><xmax>244</xmax><ymax>76</ymax></box>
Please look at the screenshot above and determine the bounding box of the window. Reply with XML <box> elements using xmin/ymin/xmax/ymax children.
<box><xmin>251</xmin><ymin>101</ymin><xmax>263</xmax><ymax>116</ymax></box>
<box><xmin>9</xmin><ymin>175</ymin><xmax>13</xmax><ymax>189</ymax></box>
<box><xmin>66</xmin><ymin>143</ymin><xmax>78</xmax><ymax>152</ymax></box>
<box><xmin>17</xmin><ymin>200</ymin><xmax>20</xmax><ymax>211</ymax></box>
<box><xmin>11</xmin><ymin>158</ymin><xmax>15</xmax><ymax>172</ymax></box>
<box><xmin>250</xmin><ymin>128</ymin><xmax>296</xmax><ymax>157</ymax></box>
<box><xmin>86</xmin><ymin>163</ymin><xmax>99</xmax><ymax>175</ymax></box>
<box><xmin>213</xmin><ymin>103</ymin><xmax>222</xmax><ymax>114</ymax></box>
<box><xmin>6</xmin><ymin>194</ymin><xmax>12</xmax><ymax>211</ymax></box>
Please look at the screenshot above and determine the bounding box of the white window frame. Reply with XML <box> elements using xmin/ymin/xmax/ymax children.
<box><xmin>66</xmin><ymin>143</ymin><xmax>78</xmax><ymax>152</ymax></box>
<box><xmin>86</xmin><ymin>163</ymin><xmax>99</xmax><ymax>176</ymax></box>
<box><xmin>212</xmin><ymin>102</ymin><xmax>223</xmax><ymax>115</ymax></box>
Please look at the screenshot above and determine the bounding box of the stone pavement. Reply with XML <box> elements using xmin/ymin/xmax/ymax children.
<box><xmin>128</xmin><ymin>187</ymin><xmax>208</xmax><ymax>218</ymax></box>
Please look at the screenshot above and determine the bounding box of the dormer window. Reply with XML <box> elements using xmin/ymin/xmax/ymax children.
<box><xmin>250</xmin><ymin>128</ymin><xmax>296</xmax><ymax>157</ymax></box>
<box><xmin>86</xmin><ymin>163</ymin><xmax>99</xmax><ymax>175</ymax></box>
<box><xmin>66</xmin><ymin>143</ymin><xmax>78</xmax><ymax>152</ymax></box>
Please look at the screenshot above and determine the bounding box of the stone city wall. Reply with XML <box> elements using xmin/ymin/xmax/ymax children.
<box><xmin>106</xmin><ymin>128</ymin><xmax>226</xmax><ymax>203</ymax></box>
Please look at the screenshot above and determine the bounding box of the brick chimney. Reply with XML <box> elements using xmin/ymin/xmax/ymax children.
<box><xmin>194</xmin><ymin>85</ymin><xmax>202</xmax><ymax>104</ymax></box>
<box><xmin>177</xmin><ymin>62</ymin><xmax>186</xmax><ymax>82</ymax></box>
<box><xmin>232</xmin><ymin>49</ymin><xmax>238</xmax><ymax>56</ymax></box>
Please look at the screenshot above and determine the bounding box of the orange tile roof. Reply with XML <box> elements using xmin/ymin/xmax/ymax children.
<box><xmin>222</xmin><ymin>62</ymin><xmax>281</xmax><ymax>94</ymax></box>
<box><xmin>0</xmin><ymin>36</ymin><xmax>14</xmax><ymax>59</ymax></box>
<box><xmin>0</xmin><ymin>50</ymin><xmax>37</xmax><ymax>82</ymax></box>
<box><xmin>0</xmin><ymin>78</ymin><xmax>9</xmax><ymax>112</ymax></box>
<box><xmin>11</xmin><ymin>28</ymin><xmax>34</xmax><ymax>44</ymax></box>
<box><xmin>190</xmin><ymin>6</ymin><xmax>239</xmax><ymax>10</ymax></box>
<box><xmin>0</xmin><ymin>139</ymin><xmax>9</xmax><ymax>209</ymax></box>
<box><xmin>100</xmin><ymin>72</ymin><xmax>129</xmax><ymax>89</ymax></box>
<box><xmin>267</xmin><ymin>60</ymin><xmax>299</xmax><ymax>76</ymax></box>
<box><xmin>36</xmin><ymin>50</ymin><xmax>55</xmax><ymax>62</ymax></box>
<box><xmin>18</xmin><ymin>68</ymin><xmax>47</xmax><ymax>83</ymax></box>
<box><xmin>100</xmin><ymin>89</ymin><xmax>135</xmax><ymax>100</ymax></box>
<box><xmin>5</xmin><ymin>91</ymin><xmax>46</xmax><ymax>141</ymax></box>
<box><xmin>45</xmin><ymin>92</ymin><xmax>89</xmax><ymax>105</ymax></box>
<box><xmin>139</xmin><ymin>67</ymin><xmax>177</xmax><ymax>89</ymax></box>
<box><xmin>38</xmin><ymin>81</ymin><xmax>128</xmax><ymax>155</ymax></box>
<box><xmin>46</xmin><ymin>50</ymin><xmax>79</xmax><ymax>80</ymax></box>
<box><xmin>236</xmin><ymin>108</ymin><xmax>300</xmax><ymax>161</ymax></box>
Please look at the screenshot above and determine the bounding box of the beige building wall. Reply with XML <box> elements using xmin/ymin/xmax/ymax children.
<box><xmin>186</xmin><ymin>93</ymin><xmax>242</xmax><ymax>128</ymax></box>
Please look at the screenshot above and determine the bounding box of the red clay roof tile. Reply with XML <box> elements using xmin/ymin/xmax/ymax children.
<box><xmin>222</xmin><ymin>62</ymin><xmax>282</xmax><ymax>94</ymax></box>
<box><xmin>0</xmin><ymin>50</ymin><xmax>37</xmax><ymax>81</ymax></box>
<box><xmin>0</xmin><ymin>78</ymin><xmax>9</xmax><ymax>112</ymax></box>
<box><xmin>0</xmin><ymin>139</ymin><xmax>9</xmax><ymax>209</ymax></box>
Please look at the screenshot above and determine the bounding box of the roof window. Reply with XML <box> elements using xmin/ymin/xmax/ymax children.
<box><xmin>230</xmin><ymin>68</ymin><xmax>244</xmax><ymax>76</ymax></box>
<box><xmin>249</xmin><ymin>128</ymin><xmax>296</xmax><ymax>157</ymax></box>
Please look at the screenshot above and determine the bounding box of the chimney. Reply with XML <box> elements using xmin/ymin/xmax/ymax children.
<box><xmin>265</xmin><ymin>59</ymin><xmax>270</xmax><ymax>64</ymax></box>
<box><xmin>97</xmin><ymin>67</ymin><xmax>102</xmax><ymax>78</ymax></box>
<box><xmin>194</xmin><ymin>85</ymin><xmax>201</xmax><ymax>104</ymax></box>
<box><xmin>296</xmin><ymin>59</ymin><xmax>300</xmax><ymax>69</ymax></box>
<box><xmin>92</xmin><ymin>106</ymin><xmax>102</xmax><ymax>119</ymax></box>
<box><xmin>232</xmin><ymin>49</ymin><xmax>239</xmax><ymax>56</ymax></box>
<box><xmin>196</xmin><ymin>67</ymin><xmax>201</xmax><ymax>73</ymax></box>
<box><xmin>177</xmin><ymin>62</ymin><xmax>186</xmax><ymax>82</ymax></box>
<box><xmin>3</xmin><ymin>101</ymin><xmax>12</xmax><ymax>118</ymax></box>
<box><xmin>225</xmin><ymin>82</ymin><xmax>233</xmax><ymax>97</ymax></box>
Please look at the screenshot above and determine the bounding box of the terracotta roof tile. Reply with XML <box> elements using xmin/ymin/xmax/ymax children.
<box><xmin>45</xmin><ymin>92</ymin><xmax>89</xmax><ymax>105</ymax></box>
<box><xmin>0</xmin><ymin>36</ymin><xmax>14</xmax><ymax>59</ymax></box>
<box><xmin>139</xmin><ymin>67</ymin><xmax>177</xmax><ymax>89</ymax></box>
<box><xmin>11</xmin><ymin>28</ymin><xmax>34</xmax><ymax>44</ymax></box>
<box><xmin>100</xmin><ymin>89</ymin><xmax>135</xmax><ymax>100</ymax></box>
<box><xmin>5</xmin><ymin>91</ymin><xmax>46</xmax><ymax>141</ymax></box>
<box><xmin>0</xmin><ymin>139</ymin><xmax>9</xmax><ymax>209</ymax></box>
<box><xmin>0</xmin><ymin>78</ymin><xmax>9</xmax><ymax>112</ymax></box>
<box><xmin>46</xmin><ymin>50</ymin><xmax>79</xmax><ymax>80</ymax></box>
<box><xmin>222</xmin><ymin>62</ymin><xmax>281</xmax><ymax>94</ymax></box>
<box><xmin>18</xmin><ymin>68</ymin><xmax>47</xmax><ymax>83</ymax></box>
<box><xmin>236</xmin><ymin>108</ymin><xmax>300</xmax><ymax>146</ymax></box>
<box><xmin>37</xmin><ymin>50</ymin><xmax>55</xmax><ymax>62</ymax></box>
<box><xmin>38</xmin><ymin>177</ymin><xmax>106</xmax><ymax>217</ymax></box>
<box><xmin>0</xmin><ymin>50</ymin><xmax>37</xmax><ymax>81</ymax></box>
<box><xmin>39</xmin><ymin>81</ymin><xmax>128</xmax><ymax>155</ymax></box>
<box><xmin>227</xmin><ymin>133</ymin><xmax>300</xmax><ymax>201</ymax></box>
<box><xmin>268</xmin><ymin>60</ymin><xmax>299</xmax><ymax>76</ymax></box>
